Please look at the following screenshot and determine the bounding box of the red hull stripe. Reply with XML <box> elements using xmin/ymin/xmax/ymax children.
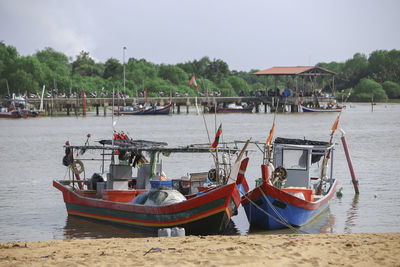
<box><xmin>242</xmin><ymin>179</ymin><xmax>337</xmax><ymax>210</ymax></box>
<box><xmin>66</xmin><ymin>205</ymin><xmax>230</xmax><ymax>227</ymax></box>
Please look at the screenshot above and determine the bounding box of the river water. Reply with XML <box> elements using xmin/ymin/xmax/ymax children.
<box><xmin>0</xmin><ymin>103</ymin><xmax>399</xmax><ymax>242</ymax></box>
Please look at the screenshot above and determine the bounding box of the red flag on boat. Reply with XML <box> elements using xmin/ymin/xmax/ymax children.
<box><xmin>211</xmin><ymin>123</ymin><xmax>222</xmax><ymax>148</ymax></box>
<box><xmin>331</xmin><ymin>113</ymin><xmax>341</xmax><ymax>136</ymax></box>
<box><xmin>236</xmin><ymin>157</ymin><xmax>250</xmax><ymax>195</ymax></box>
<box><xmin>189</xmin><ymin>75</ymin><xmax>198</xmax><ymax>90</ymax></box>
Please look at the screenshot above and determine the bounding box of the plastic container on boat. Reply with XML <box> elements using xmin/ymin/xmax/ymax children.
<box><xmin>158</xmin><ymin>228</ymin><xmax>171</xmax><ymax>237</ymax></box>
<box><xmin>281</xmin><ymin>187</ymin><xmax>315</xmax><ymax>202</ymax></box>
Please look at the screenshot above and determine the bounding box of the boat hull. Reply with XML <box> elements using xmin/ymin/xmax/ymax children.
<box><xmin>54</xmin><ymin>181</ymin><xmax>240</xmax><ymax>235</ymax></box>
<box><xmin>242</xmin><ymin>179</ymin><xmax>337</xmax><ymax>230</ymax></box>
<box><xmin>0</xmin><ymin>110</ymin><xmax>22</xmax><ymax>118</ymax></box>
<box><xmin>116</xmin><ymin>107</ymin><xmax>146</xmax><ymax>115</ymax></box>
<box><xmin>301</xmin><ymin>105</ymin><xmax>342</xmax><ymax>112</ymax></box>
<box><xmin>154</xmin><ymin>103</ymin><xmax>172</xmax><ymax>115</ymax></box>
<box><xmin>213</xmin><ymin>107</ymin><xmax>253</xmax><ymax>113</ymax></box>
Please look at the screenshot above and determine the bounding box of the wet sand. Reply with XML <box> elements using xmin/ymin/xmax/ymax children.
<box><xmin>1</xmin><ymin>233</ymin><xmax>399</xmax><ymax>266</ymax></box>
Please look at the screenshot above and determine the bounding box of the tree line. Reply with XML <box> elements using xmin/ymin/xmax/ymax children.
<box><xmin>1</xmin><ymin>41</ymin><xmax>399</xmax><ymax>101</ymax></box>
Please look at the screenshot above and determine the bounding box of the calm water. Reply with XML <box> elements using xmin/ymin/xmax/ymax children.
<box><xmin>0</xmin><ymin>103</ymin><xmax>399</xmax><ymax>242</ymax></box>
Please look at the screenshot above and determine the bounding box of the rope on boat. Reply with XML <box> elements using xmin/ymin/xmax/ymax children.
<box><xmin>70</xmin><ymin>160</ymin><xmax>84</xmax><ymax>174</ymax></box>
<box><xmin>258</xmin><ymin>188</ymin><xmax>306</xmax><ymax>233</ymax></box>
<box><xmin>242</xmin><ymin>188</ymin><xmax>308</xmax><ymax>234</ymax></box>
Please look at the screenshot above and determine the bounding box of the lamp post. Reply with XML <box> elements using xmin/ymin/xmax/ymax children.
<box><xmin>123</xmin><ymin>46</ymin><xmax>127</xmax><ymax>96</ymax></box>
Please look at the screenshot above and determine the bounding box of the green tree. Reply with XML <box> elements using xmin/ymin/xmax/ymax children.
<box><xmin>103</xmin><ymin>58</ymin><xmax>122</xmax><ymax>80</ymax></box>
<box><xmin>218</xmin><ymin>80</ymin><xmax>236</xmax><ymax>96</ymax></box>
<box><xmin>205</xmin><ymin>58</ymin><xmax>230</xmax><ymax>83</ymax></box>
<box><xmin>341</xmin><ymin>53</ymin><xmax>369</xmax><ymax>88</ymax></box>
<box><xmin>351</xmin><ymin>78</ymin><xmax>387</xmax><ymax>101</ymax></box>
<box><xmin>0</xmin><ymin>42</ymin><xmax>19</xmax><ymax>95</ymax></box>
<box><xmin>35</xmin><ymin>47</ymin><xmax>70</xmax><ymax>76</ymax></box>
<box><xmin>382</xmin><ymin>81</ymin><xmax>400</xmax><ymax>98</ymax></box>
<box><xmin>228</xmin><ymin>76</ymin><xmax>250</xmax><ymax>95</ymax></box>
<box><xmin>368</xmin><ymin>50</ymin><xmax>400</xmax><ymax>84</ymax></box>
<box><xmin>72</xmin><ymin>50</ymin><xmax>100</xmax><ymax>76</ymax></box>
<box><xmin>158</xmin><ymin>64</ymin><xmax>188</xmax><ymax>85</ymax></box>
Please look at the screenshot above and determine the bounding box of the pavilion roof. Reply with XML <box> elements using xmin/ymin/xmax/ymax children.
<box><xmin>253</xmin><ymin>66</ymin><xmax>336</xmax><ymax>76</ymax></box>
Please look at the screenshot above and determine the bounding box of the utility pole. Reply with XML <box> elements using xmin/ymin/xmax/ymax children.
<box><xmin>123</xmin><ymin>46</ymin><xmax>127</xmax><ymax>96</ymax></box>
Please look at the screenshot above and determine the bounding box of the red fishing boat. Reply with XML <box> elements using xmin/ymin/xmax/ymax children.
<box><xmin>54</xmin><ymin>180</ymin><xmax>240</xmax><ymax>235</ymax></box>
<box><xmin>241</xmin><ymin>137</ymin><xmax>338</xmax><ymax>230</ymax></box>
<box><xmin>241</xmin><ymin>112</ymin><xmax>343</xmax><ymax>230</ymax></box>
<box><xmin>54</xmin><ymin>135</ymin><xmax>248</xmax><ymax>235</ymax></box>
<box><xmin>0</xmin><ymin>107</ymin><xmax>22</xmax><ymax>118</ymax></box>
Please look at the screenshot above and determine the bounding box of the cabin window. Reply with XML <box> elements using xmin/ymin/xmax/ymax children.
<box><xmin>282</xmin><ymin>149</ymin><xmax>308</xmax><ymax>170</ymax></box>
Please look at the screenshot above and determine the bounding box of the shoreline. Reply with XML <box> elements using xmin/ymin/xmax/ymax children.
<box><xmin>1</xmin><ymin>233</ymin><xmax>399</xmax><ymax>266</ymax></box>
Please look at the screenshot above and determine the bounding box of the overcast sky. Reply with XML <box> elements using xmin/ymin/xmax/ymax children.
<box><xmin>1</xmin><ymin>0</ymin><xmax>399</xmax><ymax>71</ymax></box>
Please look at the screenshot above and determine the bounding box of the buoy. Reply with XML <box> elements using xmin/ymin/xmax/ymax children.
<box><xmin>336</xmin><ymin>187</ymin><xmax>343</xmax><ymax>198</ymax></box>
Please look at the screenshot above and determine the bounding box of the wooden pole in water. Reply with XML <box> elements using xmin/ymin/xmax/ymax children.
<box><xmin>371</xmin><ymin>95</ymin><xmax>374</xmax><ymax>112</ymax></box>
<box><xmin>340</xmin><ymin>129</ymin><xmax>359</xmax><ymax>194</ymax></box>
<box><xmin>82</xmin><ymin>88</ymin><xmax>87</xmax><ymax>117</ymax></box>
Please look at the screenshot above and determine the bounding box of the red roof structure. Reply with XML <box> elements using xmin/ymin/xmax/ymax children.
<box><xmin>252</xmin><ymin>66</ymin><xmax>337</xmax><ymax>94</ymax></box>
<box><xmin>254</xmin><ymin>66</ymin><xmax>336</xmax><ymax>76</ymax></box>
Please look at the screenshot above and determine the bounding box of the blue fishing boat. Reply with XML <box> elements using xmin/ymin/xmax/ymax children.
<box><xmin>115</xmin><ymin>106</ymin><xmax>146</xmax><ymax>115</ymax></box>
<box><xmin>301</xmin><ymin>104</ymin><xmax>342</xmax><ymax>113</ymax></box>
<box><xmin>242</xmin><ymin>137</ymin><xmax>337</xmax><ymax>230</ymax></box>
<box><xmin>154</xmin><ymin>102</ymin><xmax>173</xmax><ymax>115</ymax></box>
<box><xmin>115</xmin><ymin>103</ymin><xmax>172</xmax><ymax>115</ymax></box>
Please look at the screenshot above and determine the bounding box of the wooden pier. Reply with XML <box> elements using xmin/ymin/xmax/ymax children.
<box><xmin>2</xmin><ymin>95</ymin><xmax>335</xmax><ymax>116</ymax></box>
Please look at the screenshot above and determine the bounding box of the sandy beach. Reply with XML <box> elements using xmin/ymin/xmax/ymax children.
<box><xmin>1</xmin><ymin>233</ymin><xmax>399</xmax><ymax>266</ymax></box>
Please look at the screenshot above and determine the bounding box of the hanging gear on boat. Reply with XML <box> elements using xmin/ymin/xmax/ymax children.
<box><xmin>208</xmin><ymin>168</ymin><xmax>226</xmax><ymax>183</ymax></box>
<box><xmin>70</xmin><ymin>159</ymin><xmax>84</xmax><ymax>175</ymax></box>
<box><xmin>271</xmin><ymin>166</ymin><xmax>287</xmax><ymax>189</ymax></box>
<box><xmin>62</xmin><ymin>145</ymin><xmax>73</xmax><ymax>167</ymax></box>
<box><xmin>88</xmin><ymin>173</ymin><xmax>104</xmax><ymax>190</ymax></box>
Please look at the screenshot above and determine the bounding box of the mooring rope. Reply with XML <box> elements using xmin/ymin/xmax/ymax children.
<box><xmin>243</xmin><ymin>187</ymin><xmax>308</xmax><ymax>234</ymax></box>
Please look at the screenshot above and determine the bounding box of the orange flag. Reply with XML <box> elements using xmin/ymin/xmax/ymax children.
<box><xmin>331</xmin><ymin>113</ymin><xmax>341</xmax><ymax>136</ymax></box>
<box><xmin>266</xmin><ymin>122</ymin><xmax>275</xmax><ymax>146</ymax></box>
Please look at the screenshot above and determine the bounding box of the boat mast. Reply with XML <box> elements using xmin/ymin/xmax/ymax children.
<box><xmin>39</xmin><ymin>85</ymin><xmax>45</xmax><ymax>112</ymax></box>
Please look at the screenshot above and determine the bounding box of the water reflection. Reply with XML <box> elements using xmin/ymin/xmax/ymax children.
<box><xmin>63</xmin><ymin>215</ymin><xmax>240</xmax><ymax>239</ymax></box>
<box><xmin>64</xmin><ymin>215</ymin><xmax>154</xmax><ymax>239</ymax></box>
<box><xmin>344</xmin><ymin>195</ymin><xmax>360</xmax><ymax>233</ymax></box>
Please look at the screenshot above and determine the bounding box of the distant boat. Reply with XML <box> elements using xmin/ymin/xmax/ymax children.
<box><xmin>301</xmin><ymin>104</ymin><xmax>342</xmax><ymax>113</ymax></box>
<box><xmin>115</xmin><ymin>106</ymin><xmax>146</xmax><ymax>115</ymax></box>
<box><xmin>211</xmin><ymin>103</ymin><xmax>253</xmax><ymax>113</ymax></box>
<box><xmin>21</xmin><ymin>109</ymin><xmax>39</xmax><ymax>117</ymax></box>
<box><xmin>0</xmin><ymin>108</ymin><xmax>22</xmax><ymax>118</ymax></box>
<box><xmin>154</xmin><ymin>102</ymin><xmax>173</xmax><ymax>115</ymax></box>
<box><xmin>115</xmin><ymin>103</ymin><xmax>172</xmax><ymax>115</ymax></box>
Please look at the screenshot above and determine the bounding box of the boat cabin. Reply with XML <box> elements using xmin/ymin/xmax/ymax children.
<box><xmin>272</xmin><ymin>137</ymin><xmax>334</xmax><ymax>191</ymax></box>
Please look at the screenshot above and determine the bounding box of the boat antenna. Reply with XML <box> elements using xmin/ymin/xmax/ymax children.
<box><xmin>112</xmin><ymin>88</ymin><xmax>115</xmax><ymax>132</ymax></box>
<box><xmin>317</xmin><ymin>88</ymin><xmax>352</xmax><ymax>194</ymax></box>
<box><xmin>197</xmin><ymin>76</ymin><xmax>211</xmax><ymax>144</ymax></box>
<box><xmin>6</xmin><ymin>79</ymin><xmax>10</xmax><ymax>96</ymax></box>
<box><xmin>317</xmin><ymin>111</ymin><xmax>341</xmax><ymax>195</ymax></box>
<box><xmin>39</xmin><ymin>85</ymin><xmax>45</xmax><ymax>112</ymax></box>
